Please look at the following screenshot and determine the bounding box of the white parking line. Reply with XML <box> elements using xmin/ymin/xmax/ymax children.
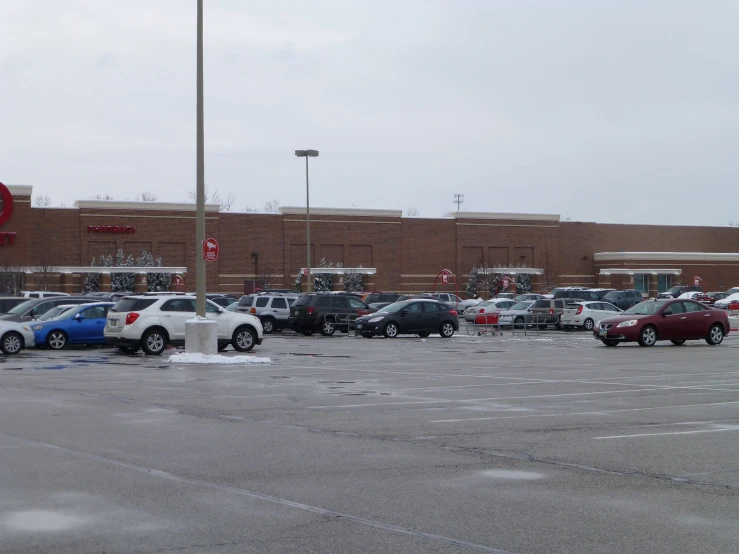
<box><xmin>430</xmin><ymin>400</ymin><xmax>739</xmax><ymax>423</ymax></box>
<box><xmin>593</xmin><ymin>428</ymin><xmax>739</xmax><ymax>440</ymax></box>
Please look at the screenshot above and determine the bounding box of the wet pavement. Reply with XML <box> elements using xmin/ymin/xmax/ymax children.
<box><xmin>2</xmin><ymin>329</ymin><xmax>739</xmax><ymax>553</ymax></box>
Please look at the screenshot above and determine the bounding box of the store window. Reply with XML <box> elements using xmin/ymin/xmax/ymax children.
<box><xmin>633</xmin><ymin>274</ymin><xmax>649</xmax><ymax>295</ymax></box>
<box><xmin>657</xmin><ymin>274</ymin><xmax>672</xmax><ymax>293</ymax></box>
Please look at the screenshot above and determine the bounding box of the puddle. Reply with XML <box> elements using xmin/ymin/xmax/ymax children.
<box><xmin>1</xmin><ymin>510</ymin><xmax>85</xmax><ymax>532</ymax></box>
<box><xmin>3</xmin><ymin>367</ymin><xmax>22</xmax><ymax>370</ymax></box>
<box><xmin>479</xmin><ymin>470</ymin><xmax>544</xmax><ymax>480</ymax></box>
<box><xmin>269</xmin><ymin>376</ymin><xmax>291</xmax><ymax>379</ymax></box>
<box><xmin>35</xmin><ymin>365</ymin><xmax>67</xmax><ymax>370</ymax></box>
<box><xmin>344</xmin><ymin>393</ymin><xmax>367</xmax><ymax>396</ymax></box>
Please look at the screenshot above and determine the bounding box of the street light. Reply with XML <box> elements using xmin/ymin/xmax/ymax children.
<box><xmin>295</xmin><ymin>149</ymin><xmax>319</xmax><ymax>292</ymax></box>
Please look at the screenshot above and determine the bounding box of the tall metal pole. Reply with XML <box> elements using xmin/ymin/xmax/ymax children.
<box><xmin>306</xmin><ymin>155</ymin><xmax>311</xmax><ymax>293</ymax></box>
<box><xmin>195</xmin><ymin>0</ymin><xmax>206</xmax><ymax>317</ymax></box>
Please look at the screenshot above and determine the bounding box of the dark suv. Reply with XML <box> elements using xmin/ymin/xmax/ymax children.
<box><xmin>658</xmin><ymin>285</ymin><xmax>704</xmax><ymax>299</ymax></box>
<box><xmin>289</xmin><ymin>294</ymin><xmax>372</xmax><ymax>336</ymax></box>
<box><xmin>551</xmin><ymin>288</ymin><xmax>601</xmax><ymax>302</ymax></box>
<box><xmin>601</xmin><ymin>289</ymin><xmax>644</xmax><ymax>310</ymax></box>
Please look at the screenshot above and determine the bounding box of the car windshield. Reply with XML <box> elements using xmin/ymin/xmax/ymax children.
<box><xmin>510</xmin><ymin>301</ymin><xmax>533</xmax><ymax>310</ymax></box>
<box><xmin>36</xmin><ymin>306</ymin><xmax>75</xmax><ymax>321</ymax></box>
<box><xmin>603</xmin><ymin>292</ymin><xmax>620</xmax><ymax>300</ymax></box>
<box><xmin>226</xmin><ymin>301</ymin><xmax>238</xmax><ymax>312</ymax></box>
<box><xmin>624</xmin><ymin>301</ymin><xmax>664</xmax><ymax>315</ymax></box>
<box><xmin>7</xmin><ymin>300</ymin><xmax>38</xmax><ymax>315</ymax></box>
<box><xmin>378</xmin><ymin>301</ymin><xmax>412</xmax><ymax>313</ymax></box>
<box><xmin>665</xmin><ymin>286</ymin><xmax>683</xmax><ymax>294</ymax></box>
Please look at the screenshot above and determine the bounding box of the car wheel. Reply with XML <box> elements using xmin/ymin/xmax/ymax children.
<box><xmin>440</xmin><ymin>322</ymin><xmax>455</xmax><ymax>338</ymax></box>
<box><xmin>670</xmin><ymin>339</ymin><xmax>686</xmax><ymax>346</ymax></box>
<box><xmin>383</xmin><ymin>322</ymin><xmax>398</xmax><ymax>338</ymax></box>
<box><xmin>1</xmin><ymin>332</ymin><xmax>23</xmax><ymax>355</ymax></box>
<box><xmin>601</xmin><ymin>339</ymin><xmax>620</xmax><ymax>347</ymax></box>
<box><xmin>555</xmin><ymin>315</ymin><xmax>563</xmax><ymax>329</ymax></box>
<box><xmin>141</xmin><ymin>328</ymin><xmax>167</xmax><ymax>356</ymax></box>
<box><xmin>320</xmin><ymin>319</ymin><xmax>336</xmax><ymax>336</ymax></box>
<box><xmin>118</xmin><ymin>345</ymin><xmax>138</xmax><ymax>354</ymax></box>
<box><xmin>583</xmin><ymin>318</ymin><xmax>595</xmax><ymax>331</ymax></box>
<box><xmin>232</xmin><ymin>326</ymin><xmax>256</xmax><ymax>352</ymax></box>
<box><xmin>514</xmin><ymin>316</ymin><xmax>524</xmax><ymax>329</ymax></box>
<box><xmin>218</xmin><ymin>343</ymin><xmax>229</xmax><ymax>351</ymax></box>
<box><xmin>706</xmin><ymin>324</ymin><xmax>724</xmax><ymax>346</ymax></box>
<box><xmin>417</xmin><ymin>331</ymin><xmax>430</xmax><ymax>338</ymax></box>
<box><xmin>46</xmin><ymin>330</ymin><xmax>67</xmax><ymax>350</ymax></box>
<box><xmin>261</xmin><ymin>317</ymin><xmax>275</xmax><ymax>334</ymax></box>
<box><xmin>638</xmin><ymin>325</ymin><xmax>657</xmax><ymax>347</ymax></box>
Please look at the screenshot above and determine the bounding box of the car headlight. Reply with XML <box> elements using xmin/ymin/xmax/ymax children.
<box><xmin>31</xmin><ymin>325</ymin><xmax>43</xmax><ymax>331</ymax></box>
<box><xmin>368</xmin><ymin>317</ymin><xmax>384</xmax><ymax>323</ymax></box>
<box><xmin>616</xmin><ymin>320</ymin><xmax>638</xmax><ymax>328</ymax></box>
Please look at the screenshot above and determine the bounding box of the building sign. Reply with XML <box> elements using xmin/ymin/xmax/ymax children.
<box><xmin>203</xmin><ymin>238</ymin><xmax>219</xmax><ymax>262</ymax></box>
<box><xmin>0</xmin><ymin>182</ymin><xmax>15</xmax><ymax>246</ymax></box>
<box><xmin>87</xmin><ymin>225</ymin><xmax>136</xmax><ymax>234</ymax></box>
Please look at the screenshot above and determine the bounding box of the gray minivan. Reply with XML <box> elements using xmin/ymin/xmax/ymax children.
<box><xmin>0</xmin><ymin>297</ymin><xmax>99</xmax><ymax>323</ymax></box>
<box><xmin>237</xmin><ymin>293</ymin><xmax>298</xmax><ymax>333</ymax></box>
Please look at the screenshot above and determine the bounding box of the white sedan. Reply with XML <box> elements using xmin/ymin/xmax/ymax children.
<box><xmin>464</xmin><ymin>300</ymin><xmax>517</xmax><ymax>323</ymax></box>
<box><xmin>0</xmin><ymin>320</ymin><xmax>35</xmax><ymax>355</ymax></box>
<box><xmin>562</xmin><ymin>301</ymin><xmax>622</xmax><ymax>331</ymax></box>
<box><xmin>715</xmin><ymin>292</ymin><xmax>739</xmax><ymax>309</ymax></box>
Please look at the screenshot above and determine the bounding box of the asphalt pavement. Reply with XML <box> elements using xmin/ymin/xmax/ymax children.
<box><xmin>2</xmin><ymin>327</ymin><xmax>739</xmax><ymax>553</ymax></box>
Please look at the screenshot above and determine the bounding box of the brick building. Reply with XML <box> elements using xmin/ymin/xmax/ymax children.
<box><xmin>3</xmin><ymin>185</ymin><xmax>739</xmax><ymax>296</ymax></box>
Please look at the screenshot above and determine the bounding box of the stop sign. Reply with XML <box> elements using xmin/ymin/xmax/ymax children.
<box><xmin>203</xmin><ymin>238</ymin><xmax>219</xmax><ymax>262</ymax></box>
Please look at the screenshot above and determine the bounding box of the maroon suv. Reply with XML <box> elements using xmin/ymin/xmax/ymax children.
<box><xmin>595</xmin><ymin>298</ymin><xmax>730</xmax><ymax>347</ymax></box>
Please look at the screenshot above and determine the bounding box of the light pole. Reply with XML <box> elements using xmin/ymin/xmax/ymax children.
<box><xmin>195</xmin><ymin>0</ymin><xmax>206</xmax><ymax>317</ymax></box>
<box><xmin>295</xmin><ymin>150</ymin><xmax>319</xmax><ymax>292</ymax></box>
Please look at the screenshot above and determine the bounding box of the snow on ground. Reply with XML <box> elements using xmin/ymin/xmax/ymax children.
<box><xmin>167</xmin><ymin>353</ymin><xmax>272</xmax><ymax>364</ymax></box>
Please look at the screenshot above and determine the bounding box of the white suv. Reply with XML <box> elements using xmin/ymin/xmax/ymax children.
<box><xmin>104</xmin><ymin>295</ymin><xmax>264</xmax><ymax>355</ymax></box>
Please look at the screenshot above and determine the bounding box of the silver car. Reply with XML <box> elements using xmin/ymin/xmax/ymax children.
<box><xmin>237</xmin><ymin>293</ymin><xmax>298</xmax><ymax>333</ymax></box>
<box><xmin>498</xmin><ymin>301</ymin><xmax>536</xmax><ymax>328</ymax></box>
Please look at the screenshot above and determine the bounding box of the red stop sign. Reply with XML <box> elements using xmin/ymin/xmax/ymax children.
<box><xmin>203</xmin><ymin>238</ymin><xmax>219</xmax><ymax>262</ymax></box>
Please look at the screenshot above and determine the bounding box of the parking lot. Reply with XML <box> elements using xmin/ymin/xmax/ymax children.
<box><xmin>2</xmin><ymin>328</ymin><xmax>739</xmax><ymax>553</ymax></box>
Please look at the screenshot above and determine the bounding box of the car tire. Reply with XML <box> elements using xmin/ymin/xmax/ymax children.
<box><xmin>301</xmin><ymin>329</ymin><xmax>314</xmax><ymax>337</ymax></box>
<box><xmin>440</xmin><ymin>322</ymin><xmax>455</xmax><ymax>338</ymax></box>
<box><xmin>670</xmin><ymin>339</ymin><xmax>686</xmax><ymax>346</ymax></box>
<box><xmin>417</xmin><ymin>331</ymin><xmax>430</xmax><ymax>338</ymax></box>
<box><xmin>706</xmin><ymin>324</ymin><xmax>724</xmax><ymax>346</ymax></box>
<box><xmin>141</xmin><ymin>328</ymin><xmax>167</xmax><ymax>356</ymax></box>
<box><xmin>1</xmin><ymin>332</ymin><xmax>23</xmax><ymax>355</ymax></box>
<box><xmin>118</xmin><ymin>345</ymin><xmax>138</xmax><ymax>354</ymax></box>
<box><xmin>514</xmin><ymin>316</ymin><xmax>524</xmax><ymax>329</ymax></box>
<box><xmin>638</xmin><ymin>325</ymin><xmax>657</xmax><ymax>347</ymax></box>
<box><xmin>583</xmin><ymin>318</ymin><xmax>595</xmax><ymax>331</ymax></box>
<box><xmin>46</xmin><ymin>330</ymin><xmax>67</xmax><ymax>350</ymax></box>
<box><xmin>232</xmin><ymin>326</ymin><xmax>256</xmax><ymax>352</ymax></box>
<box><xmin>218</xmin><ymin>343</ymin><xmax>229</xmax><ymax>351</ymax></box>
<box><xmin>261</xmin><ymin>317</ymin><xmax>276</xmax><ymax>334</ymax></box>
<box><xmin>320</xmin><ymin>319</ymin><xmax>336</xmax><ymax>336</ymax></box>
<box><xmin>601</xmin><ymin>339</ymin><xmax>620</xmax><ymax>347</ymax></box>
<box><xmin>555</xmin><ymin>315</ymin><xmax>563</xmax><ymax>330</ymax></box>
<box><xmin>383</xmin><ymin>322</ymin><xmax>398</xmax><ymax>338</ymax></box>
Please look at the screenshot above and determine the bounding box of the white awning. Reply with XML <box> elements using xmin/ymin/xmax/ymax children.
<box><xmin>598</xmin><ymin>268</ymin><xmax>682</xmax><ymax>276</ymax></box>
<box><xmin>301</xmin><ymin>267</ymin><xmax>376</xmax><ymax>275</ymax></box>
<box><xmin>25</xmin><ymin>266</ymin><xmax>187</xmax><ymax>275</ymax></box>
<box><xmin>475</xmin><ymin>267</ymin><xmax>544</xmax><ymax>275</ymax></box>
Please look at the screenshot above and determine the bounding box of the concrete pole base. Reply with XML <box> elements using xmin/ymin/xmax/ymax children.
<box><xmin>185</xmin><ymin>319</ymin><xmax>218</xmax><ymax>355</ymax></box>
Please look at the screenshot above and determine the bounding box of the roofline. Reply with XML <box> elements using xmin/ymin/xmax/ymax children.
<box><xmin>74</xmin><ymin>200</ymin><xmax>220</xmax><ymax>212</ymax></box>
<box><xmin>279</xmin><ymin>207</ymin><xmax>402</xmax><ymax>217</ymax></box>
<box><xmin>595</xmin><ymin>252</ymin><xmax>739</xmax><ymax>262</ymax></box>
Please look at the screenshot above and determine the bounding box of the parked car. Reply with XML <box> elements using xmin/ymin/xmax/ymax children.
<box><xmin>658</xmin><ymin>285</ymin><xmax>704</xmax><ymax>299</ymax></box>
<box><xmin>0</xmin><ymin>320</ymin><xmax>35</xmax><ymax>355</ymax></box>
<box><xmin>702</xmin><ymin>292</ymin><xmax>728</xmax><ymax>304</ymax></box>
<box><xmin>493</xmin><ymin>293</ymin><xmax>517</xmax><ymax>300</ymax></box>
<box><xmin>368</xmin><ymin>302</ymin><xmax>394</xmax><ymax>311</ymax></box>
<box><xmin>0</xmin><ymin>296</ymin><xmax>28</xmax><ymax>313</ymax></box>
<box><xmin>104</xmin><ymin>295</ymin><xmax>263</xmax><ymax>355</ymax></box>
<box><xmin>35</xmin><ymin>304</ymin><xmax>79</xmax><ymax>322</ymax></box>
<box><xmin>463</xmin><ymin>300</ymin><xmax>516</xmax><ymax>323</ymax></box>
<box><xmin>601</xmin><ymin>289</ymin><xmax>644</xmax><ymax>311</ymax></box>
<box><xmin>361</xmin><ymin>292</ymin><xmax>401</xmax><ymax>305</ymax></box>
<box><xmin>239</xmin><ymin>293</ymin><xmax>296</xmax><ymax>333</ymax></box>
<box><xmin>551</xmin><ymin>288</ymin><xmax>601</xmax><ymax>302</ymax></box>
<box><xmin>595</xmin><ymin>298</ymin><xmax>730</xmax><ymax>347</ymax></box>
<box><xmin>562</xmin><ymin>301</ymin><xmax>622</xmax><ymax>331</ymax></box>
<box><xmin>590</xmin><ymin>288</ymin><xmax>617</xmax><ymax>300</ymax></box>
<box><xmin>355</xmin><ymin>299</ymin><xmax>459</xmax><ymax>338</ymax></box>
<box><xmin>514</xmin><ymin>293</ymin><xmax>544</xmax><ymax>302</ymax></box>
<box><xmin>498</xmin><ymin>301</ymin><xmax>536</xmax><ymax>328</ymax></box>
<box><xmin>715</xmin><ymin>292</ymin><xmax>739</xmax><ymax>309</ymax></box>
<box><xmin>225</xmin><ymin>301</ymin><xmax>239</xmax><ymax>312</ymax></box>
<box><xmin>288</xmin><ymin>293</ymin><xmax>372</xmax><ymax>336</ymax></box>
<box><xmin>19</xmin><ymin>291</ymin><xmax>70</xmax><ymax>298</ymax></box>
<box><xmin>726</xmin><ymin>287</ymin><xmax>739</xmax><ymax>296</ymax></box>
<box><xmin>32</xmin><ymin>302</ymin><xmax>115</xmax><ymax>349</ymax></box>
<box><xmin>530</xmin><ymin>298</ymin><xmax>571</xmax><ymax>329</ymax></box>
<box><xmin>0</xmin><ymin>297</ymin><xmax>100</xmax><ymax>323</ymax></box>
<box><xmin>456</xmin><ymin>297</ymin><xmax>486</xmax><ymax>313</ymax></box>
<box><xmin>208</xmin><ymin>294</ymin><xmax>238</xmax><ymax>308</ymax></box>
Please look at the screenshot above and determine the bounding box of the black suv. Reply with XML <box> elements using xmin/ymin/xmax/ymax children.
<box><xmin>289</xmin><ymin>294</ymin><xmax>372</xmax><ymax>336</ymax></box>
<box><xmin>658</xmin><ymin>285</ymin><xmax>704</xmax><ymax>299</ymax></box>
<box><xmin>601</xmin><ymin>289</ymin><xmax>644</xmax><ymax>310</ymax></box>
<box><xmin>551</xmin><ymin>288</ymin><xmax>601</xmax><ymax>302</ymax></box>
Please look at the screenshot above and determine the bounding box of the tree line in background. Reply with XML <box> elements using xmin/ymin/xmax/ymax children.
<box><xmin>465</xmin><ymin>264</ymin><xmax>532</xmax><ymax>298</ymax></box>
<box><xmin>294</xmin><ymin>258</ymin><xmax>364</xmax><ymax>293</ymax></box>
<box><xmin>83</xmin><ymin>249</ymin><xmax>171</xmax><ymax>293</ymax></box>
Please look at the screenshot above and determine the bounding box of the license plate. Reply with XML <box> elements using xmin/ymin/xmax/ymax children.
<box><xmin>599</xmin><ymin>328</ymin><xmax>607</xmax><ymax>337</ymax></box>
<box><xmin>110</xmin><ymin>319</ymin><xmax>118</xmax><ymax>326</ymax></box>
<box><xmin>356</xmin><ymin>324</ymin><xmax>362</xmax><ymax>329</ymax></box>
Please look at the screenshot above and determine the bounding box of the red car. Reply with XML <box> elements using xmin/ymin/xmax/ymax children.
<box><xmin>594</xmin><ymin>298</ymin><xmax>730</xmax><ymax>347</ymax></box>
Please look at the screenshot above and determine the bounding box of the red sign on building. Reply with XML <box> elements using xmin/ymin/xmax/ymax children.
<box><xmin>0</xmin><ymin>182</ymin><xmax>16</xmax><ymax>246</ymax></box>
<box><xmin>88</xmin><ymin>225</ymin><xmax>136</xmax><ymax>234</ymax></box>
<box><xmin>203</xmin><ymin>238</ymin><xmax>219</xmax><ymax>262</ymax></box>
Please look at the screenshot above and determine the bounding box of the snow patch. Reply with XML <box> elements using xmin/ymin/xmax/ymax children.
<box><xmin>167</xmin><ymin>353</ymin><xmax>272</xmax><ymax>364</ymax></box>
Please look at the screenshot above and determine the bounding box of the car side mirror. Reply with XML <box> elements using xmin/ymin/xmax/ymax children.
<box><xmin>401</xmin><ymin>310</ymin><xmax>409</xmax><ymax>317</ymax></box>
<box><xmin>75</xmin><ymin>314</ymin><xmax>84</xmax><ymax>320</ymax></box>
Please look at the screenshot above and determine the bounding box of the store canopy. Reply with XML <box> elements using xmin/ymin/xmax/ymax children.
<box><xmin>26</xmin><ymin>266</ymin><xmax>188</xmax><ymax>275</ymax></box>
<box><xmin>598</xmin><ymin>268</ymin><xmax>682</xmax><ymax>276</ymax></box>
<box><xmin>475</xmin><ymin>267</ymin><xmax>543</xmax><ymax>275</ymax></box>
<box><xmin>301</xmin><ymin>267</ymin><xmax>376</xmax><ymax>275</ymax></box>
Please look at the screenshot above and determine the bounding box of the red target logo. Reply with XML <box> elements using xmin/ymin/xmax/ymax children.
<box><xmin>0</xmin><ymin>182</ymin><xmax>14</xmax><ymax>228</ymax></box>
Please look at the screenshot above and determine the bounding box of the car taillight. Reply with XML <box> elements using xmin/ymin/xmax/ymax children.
<box><xmin>357</xmin><ymin>310</ymin><xmax>368</xmax><ymax>316</ymax></box>
<box><xmin>449</xmin><ymin>310</ymin><xmax>458</xmax><ymax>317</ymax></box>
<box><xmin>250</xmin><ymin>308</ymin><xmax>256</xmax><ymax>314</ymax></box>
<box><xmin>307</xmin><ymin>307</ymin><xmax>315</xmax><ymax>315</ymax></box>
<box><xmin>478</xmin><ymin>308</ymin><xmax>485</xmax><ymax>313</ymax></box>
<box><xmin>549</xmin><ymin>308</ymin><xmax>554</xmax><ymax>315</ymax></box>
<box><xmin>575</xmin><ymin>305</ymin><xmax>583</xmax><ymax>315</ymax></box>
<box><xmin>125</xmin><ymin>313</ymin><xmax>139</xmax><ymax>325</ymax></box>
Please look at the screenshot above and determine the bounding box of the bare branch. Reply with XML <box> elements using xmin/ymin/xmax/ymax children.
<box><xmin>221</xmin><ymin>191</ymin><xmax>237</xmax><ymax>212</ymax></box>
<box><xmin>137</xmin><ymin>192</ymin><xmax>158</xmax><ymax>202</ymax></box>
<box><xmin>33</xmin><ymin>195</ymin><xmax>52</xmax><ymax>207</ymax></box>
<box><xmin>405</xmin><ymin>207</ymin><xmax>420</xmax><ymax>217</ymax></box>
<box><xmin>263</xmin><ymin>200</ymin><xmax>280</xmax><ymax>213</ymax></box>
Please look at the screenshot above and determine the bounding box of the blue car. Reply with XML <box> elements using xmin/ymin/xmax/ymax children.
<box><xmin>32</xmin><ymin>302</ymin><xmax>115</xmax><ymax>349</ymax></box>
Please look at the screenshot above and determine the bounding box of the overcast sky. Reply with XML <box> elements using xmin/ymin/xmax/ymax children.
<box><xmin>2</xmin><ymin>1</ymin><xmax>738</xmax><ymax>226</ymax></box>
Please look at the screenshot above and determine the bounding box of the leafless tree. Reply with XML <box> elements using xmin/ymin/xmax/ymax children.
<box><xmin>137</xmin><ymin>192</ymin><xmax>158</xmax><ymax>201</ymax></box>
<box><xmin>263</xmin><ymin>200</ymin><xmax>280</xmax><ymax>213</ymax></box>
<box><xmin>221</xmin><ymin>191</ymin><xmax>237</xmax><ymax>212</ymax></box>
<box><xmin>187</xmin><ymin>185</ymin><xmax>221</xmax><ymax>207</ymax></box>
<box><xmin>540</xmin><ymin>241</ymin><xmax>559</xmax><ymax>291</ymax></box>
<box><xmin>405</xmin><ymin>207</ymin><xmax>420</xmax><ymax>217</ymax></box>
<box><xmin>34</xmin><ymin>195</ymin><xmax>52</xmax><ymax>207</ymax></box>
<box><xmin>0</xmin><ymin>264</ymin><xmax>28</xmax><ymax>295</ymax></box>
<box><xmin>90</xmin><ymin>194</ymin><xmax>114</xmax><ymax>200</ymax></box>
<box><xmin>242</xmin><ymin>206</ymin><xmax>258</xmax><ymax>213</ymax></box>
<box><xmin>442</xmin><ymin>210</ymin><xmax>452</xmax><ymax>217</ymax></box>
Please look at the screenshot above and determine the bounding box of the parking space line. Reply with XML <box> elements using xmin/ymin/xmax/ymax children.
<box><xmin>430</xmin><ymin>400</ymin><xmax>739</xmax><ymax>423</ymax></box>
<box><xmin>593</xmin><ymin>428</ymin><xmax>739</xmax><ymax>440</ymax></box>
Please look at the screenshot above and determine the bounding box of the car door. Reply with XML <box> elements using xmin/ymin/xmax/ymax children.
<box><xmin>422</xmin><ymin>302</ymin><xmax>442</xmax><ymax>332</ymax></box>
<box><xmin>400</xmin><ymin>302</ymin><xmax>423</xmax><ymax>332</ymax></box>
<box><xmin>74</xmin><ymin>305</ymin><xmax>108</xmax><ymax>342</ymax></box>
<box><xmin>659</xmin><ymin>302</ymin><xmax>687</xmax><ymax>339</ymax></box>
<box><xmin>682</xmin><ymin>300</ymin><xmax>710</xmax><ymax>338</ymax></box>
<box><xmin>270</xmin><ymin>297</ymin><xmax>289</xmax><ymax>326</ymax></box>
<box><xmin>160</xmin><ymin>299</ymin><xmax>195</xmax><ymax>341</ymax></box>
<box><xmin>206</xmin><ymin>301</ymin><xmax>230</xmax><ymax>338</ymax></box>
